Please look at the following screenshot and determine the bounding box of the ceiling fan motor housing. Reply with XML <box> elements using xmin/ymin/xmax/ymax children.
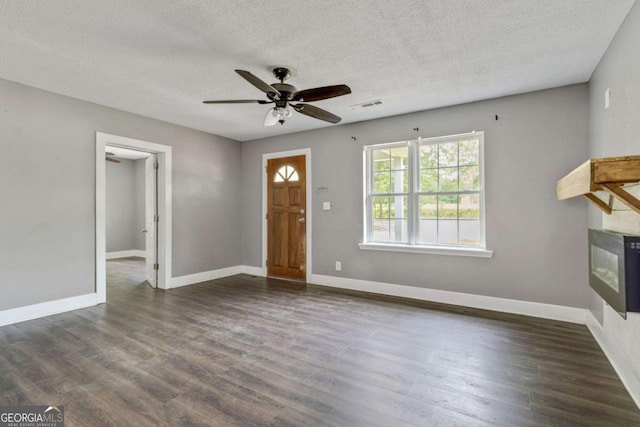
<box><xmin>271</xmin><ymin>83</ymin><xmax>297</xmax><ymax>107</ymax></box>
<box><xmin>272</xmin><ymin>67</ymin><xmax>291</xmax><ymax>82</ymax></box>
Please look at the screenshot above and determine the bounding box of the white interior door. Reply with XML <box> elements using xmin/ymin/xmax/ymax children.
<box><xmin>144</xmin><ymin>154</ymin><xmax>158</xmax><ymax>287</ymax></box>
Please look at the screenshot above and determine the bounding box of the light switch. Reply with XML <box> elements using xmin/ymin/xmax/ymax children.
<box><xmin>322</xmin><ymin>202</ymin><xmax>331</xmax><ymax>211</ymax></box>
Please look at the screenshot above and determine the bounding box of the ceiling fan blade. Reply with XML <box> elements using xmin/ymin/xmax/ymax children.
<box><xmin>292</xmin><ymin>84</ymin><xmax>351</xmax><ymax>102</ymax></box>
<box><xmin>106</xmin><ymin>157</ymin><xmax>121</xmax><ymax>163</ymax></box>
<box><xmin>235</xmin><ymin>70</ymin><xmax>281</xmax><ymax>97</ymax></box>
<box><xmin>203</xmin><ymin>99</ymin><xmax>270</xmax><ymax>104</ymax></box>
<box><xmin>292</xmin><ymin>103</ymin><xmax>342</xmax><ymax>124</ymax></box>
<box><xmin>264</xmin><ymin>108</ymin><xmax>279</xmax><ymax>126</ymax></box>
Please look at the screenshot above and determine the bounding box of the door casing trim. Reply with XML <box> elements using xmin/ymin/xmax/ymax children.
<box><xmin>262</xmin><ymin>149</ymin><xmax>312</xmax><ymax>282</ymax></box>
<box><xmin>96</xmin><ymin>132</ymin><xmax>172</xmax><ymax>302</ymax></box>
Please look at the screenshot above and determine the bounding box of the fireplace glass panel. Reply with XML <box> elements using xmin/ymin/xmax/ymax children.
<box><xmin>590</xmin><ymin>244</ymin><xmax>619</xmax><ymax>292</ymax></box>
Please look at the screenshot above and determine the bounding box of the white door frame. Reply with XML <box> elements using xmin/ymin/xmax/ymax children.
<box><xmin>96</xmin><ymin>132</ymin><xmax>172</xmax><ymax>302</ymax></box>
<box><xmin>262</xmin><ymin>148</ymin><xmax>312</xmax><ymax>281</ymax></box>
<box><xmin>144</xmin><ymin>154</ymin><xmax>158</xmax><ymax>288</ymax></box>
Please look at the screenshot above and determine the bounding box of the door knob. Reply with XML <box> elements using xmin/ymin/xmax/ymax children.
<box><xmin>299</xmin><ymin>218</ymin><xmax>305</xmax><ymax>223</ymax></box>
<box><xmin>141</xmin><ymin>229</ymin><xmax>148</xmax><ymax>233</ymax></box>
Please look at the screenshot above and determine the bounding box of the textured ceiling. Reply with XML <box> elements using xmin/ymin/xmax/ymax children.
<box><xmin>0</xmin><ymin>1</ymin><xmax>635</xmax><ymax>141</ymax></box>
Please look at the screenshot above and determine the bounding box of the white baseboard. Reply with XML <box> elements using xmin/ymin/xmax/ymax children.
<box><xmin>0</xmin><ymin>293</ymin><xmax>99</xmax><ymax>327</ymax></box>
<box><xmin>106</xmin><ymin>250</ymin><xmax>146</xmax><ymax>259</ymax></box>
<box><xmin>241</xmin><ymin>265</ymin><xmax>265</xmax><ymax>276</ymax></box>
<box><xmin>586</xmin><ymin>311</ymin><xmax>640</xmax><ymax>410</ymax></box>
<box><xmin>171</xmin><ymin>266</ymin><xmax>244</xmax><ymax>288</ymax></box>
<box><xmin>310</xmin><ymin>274</ymin><xmax>586</xmax><ymax>324</ymax></box>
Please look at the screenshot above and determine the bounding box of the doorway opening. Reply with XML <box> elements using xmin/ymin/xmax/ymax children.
<box><xmin>262</xmin><ymin>149</ymin><xmax>312</xmax><ymax>282</ymax></box>
<box><xmin>96</xmin><ymin>132</ymin><xmax>172</xmax><ymax>303</ymax></box>
<box><xmin>104</xmin><ymin>146</ymin><xmax>157</xmax><ymax>288</ymax></box>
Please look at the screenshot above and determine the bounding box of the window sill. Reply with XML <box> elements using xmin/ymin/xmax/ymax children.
<box><xmin>358</xmin><ymin>242</ymin><xmax>494</xmax><ymax>258</ymax></box>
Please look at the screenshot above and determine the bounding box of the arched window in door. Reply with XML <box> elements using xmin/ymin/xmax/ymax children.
<box><xmin>274</xmin><ymin>165</ymin><xmax>299</xmax><ymax>182</ymax></box>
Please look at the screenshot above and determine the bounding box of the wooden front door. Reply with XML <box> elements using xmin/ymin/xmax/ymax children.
<box><xmin>267</xmin><ymin>155</ymin><xmax>306</xmax><ymax>280</ymax></box>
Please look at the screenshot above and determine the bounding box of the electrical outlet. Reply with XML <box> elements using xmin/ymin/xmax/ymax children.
<box><xmin>335</xmin><ymin>261</ymin><xmax>342</xmax><ymax>271</ymax></box>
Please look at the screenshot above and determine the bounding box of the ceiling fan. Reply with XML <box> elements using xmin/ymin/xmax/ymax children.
<box><xmin>203</xmin><ymin>67</ymin><xmax>351</xmax><ymax>126</ymax></box>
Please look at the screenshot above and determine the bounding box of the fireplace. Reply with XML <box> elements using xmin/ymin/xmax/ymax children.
<box><xmin>589</xmin><ymin>229</ymin><xmax>640</xmax><ymax>318</ymax></box>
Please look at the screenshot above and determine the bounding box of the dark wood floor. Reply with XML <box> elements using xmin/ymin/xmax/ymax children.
<box><xmin>1</xmin><ymin>258</ymin><xmax>639</xmax><ymax>426</ymax></box>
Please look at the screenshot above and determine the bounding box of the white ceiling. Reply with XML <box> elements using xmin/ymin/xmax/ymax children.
<box><xmin>0</xmin><ymin>1</ymin><xmax>635</xmax><ymax>141</ymax></box>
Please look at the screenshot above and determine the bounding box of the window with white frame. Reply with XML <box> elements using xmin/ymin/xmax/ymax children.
<box><xmin>362</xmin><ymin>131</ymin><xmax>487</xmax><ymax>252</ymax></box>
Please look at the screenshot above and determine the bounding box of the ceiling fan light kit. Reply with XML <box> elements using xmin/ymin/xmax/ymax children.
<box><xmin>203</xmin><ymin>67</ymin><xmax>351</xmax><ymax>126</ymax></box>
<box><xmin>265</xmin><ymin>106</ymin><xmax>293</xmax><ymax>126</ymax></box>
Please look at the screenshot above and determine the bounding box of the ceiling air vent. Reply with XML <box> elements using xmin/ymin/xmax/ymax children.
<box><xmin>351</xmin><ymin>99</ymin><xmax>383</xmax><ymax>110</ymax></box>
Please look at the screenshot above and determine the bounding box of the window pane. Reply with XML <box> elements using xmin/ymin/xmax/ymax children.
<box><xmin>459</xmin><ymin>166</ymin><xmax>479</xmax><ymax>191</ymax></box>
<box><xmin>438</xmin><ymin>167</ymin><xmax>458</xmax><ymax>192</ymax></box>
<box><xmin>459</xmin><ymin>139</ymin><xmax>479</xmax><ymax>166</ymax></box>
<box><xmin>419</xmin><ymin>195</ymin><xmax>437</xmax><ymax>219</ymax></box>
<box><xmin>372</xmin><ymin>219</ymin><xmax>390</xmax><ymax>241</ymax></box>
<box><xmin>390</xmin><ymin>146</ymin><xmax>409</xmax><ymax>170</ymax></box>
<box><xmin>371</xmin><ymin>196</ymin><xmax>389</xmax><ymax>219</ymax></box>
<box><xmin>389</xmin><ymin>219</ymin><xmax>408</xmax><ymax>243</ymax></box>
<box><xmin>438</xmin><ymin>194</ymin><xmax>459</xmax><ymax>244</ymax></box>
<box><xmin>373</xmin><ymin>149</ymin><xmax>391</xmax><ymax>171</ymax></box>
<box><xmin>275</xmin><ymin>165</ymin><xmax>299</xmax><ymax>182</ymax></box>
<box><xmin>459</xmin><ymin>194</ymin><xmax>480</xmax><ymax>246</ymax></box>
<box><xmin>389</xmin><ymin>195</ymin><xmax>408</xmax><ymax>219</ymax></box>
<box><xmin>418</xmin><ymin>220</ymin><xmax>437</xmax><ymax>244</ymax></box>
<box><xmin>438</xmin><ymin>220</ymin><xmax>458</xmax><ymax>245</ymax></box>
<box><xmin>373</xmin><ymin>172</ymin><xmax>390</xmax><ymax>194</ymax></box>
<box><xmin>459</xmin><ymin>194</ymin><xmax>479</xmax><ymax>219</ymax></box>
<box><xmin>374</xmin><ymin>159</ymin><xmax>390</xmax><ymax>171</ymax></box>
<box><xmin>438</xmin><ymin>194</ymin><xmax>458</xmax><ymax>244</ymax></box>
<box><xmin>460</xmin><ymin>220</ymin><xmax>480</xmax><ymax>246</ymax></box>
<box><xmin>390</xmin><ymin>169</ymin><xmax>409</xmax><ymax>193</ymax></box>
<box><xmin>420</xmin><ymin>144</ymin><xmax>438</xmax><ymax>168</ymax></box>
<box><xmin>418</xmin><ymin>195</ymin><xmax>437</xmax><ymax>244</ymax></box>
<box><xmin>439</xmin><ymin>142</ymin><xmax>458</xmax><ymax>167</ymax></box>
<box><xmin>420</xmin><ymin>168</ymin><xmax>437</xmax><ymax>192</ymax></box>
<box><xmin>285</xmin><ymin>166</ymin><xmax>298</xmax><ymax>180</ymax></box>
<box><xmin>388</xmin><ymin>195</ymin><xmax>408</xmax><ymax>242</ymax></box>
<box><xmin>438</xmin><ymin>194</ymin><xmax>458</xmax><ymax>219</ymax></box>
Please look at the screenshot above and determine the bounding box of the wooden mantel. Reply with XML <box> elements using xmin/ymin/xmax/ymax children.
<box><xmin>557</xmin><ymin>155</ymin><xmax>640</xmax><ymax>215</ymax></box>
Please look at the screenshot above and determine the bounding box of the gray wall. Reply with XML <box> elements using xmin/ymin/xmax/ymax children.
<box><xmin>588</xmin><ymin>0</ymin><xmax>640</xmax><ymax>391</ymax></box>
<box><xmin>105</xmin><ymin>158</ymin><xmax>145</xmax><ymax>253</ymax></box>
<box><xmin>0</xmin><ymin>78</ymin><xmax>242</xmax><ymax>311</ymax></box>
<box><xmin>242</xmin><ymin>84</ymin><xmax>590</xmax><ymax>308</ymax></box>
<box><xmin>134</xmin><ymin>159</ymin><xmax>146</xmax><ymax>250</ymax></box>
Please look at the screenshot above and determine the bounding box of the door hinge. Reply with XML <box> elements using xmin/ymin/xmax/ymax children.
<box><xmin>154</xmin><ymin>215</ymin><xmax>159</xmax><ymax>222</ymax></box>
<box><xmin>153</xmin><ymin>263</ymin><xmax>159</xmax><ymax>270</ymax></box>
<box><xmin>265</xmin><ymin>259</ymin><xmax>268</xmax><ymax>266</ymax></box>
<box><xmin>265</xmin><ymin>213</ymin><xmax>268</xmax><ymax>220</ymax></box>
<box><xmin>154</xmin><ymin>162</ymin><xmax>159</xmax><ymax>170</ymax></box>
